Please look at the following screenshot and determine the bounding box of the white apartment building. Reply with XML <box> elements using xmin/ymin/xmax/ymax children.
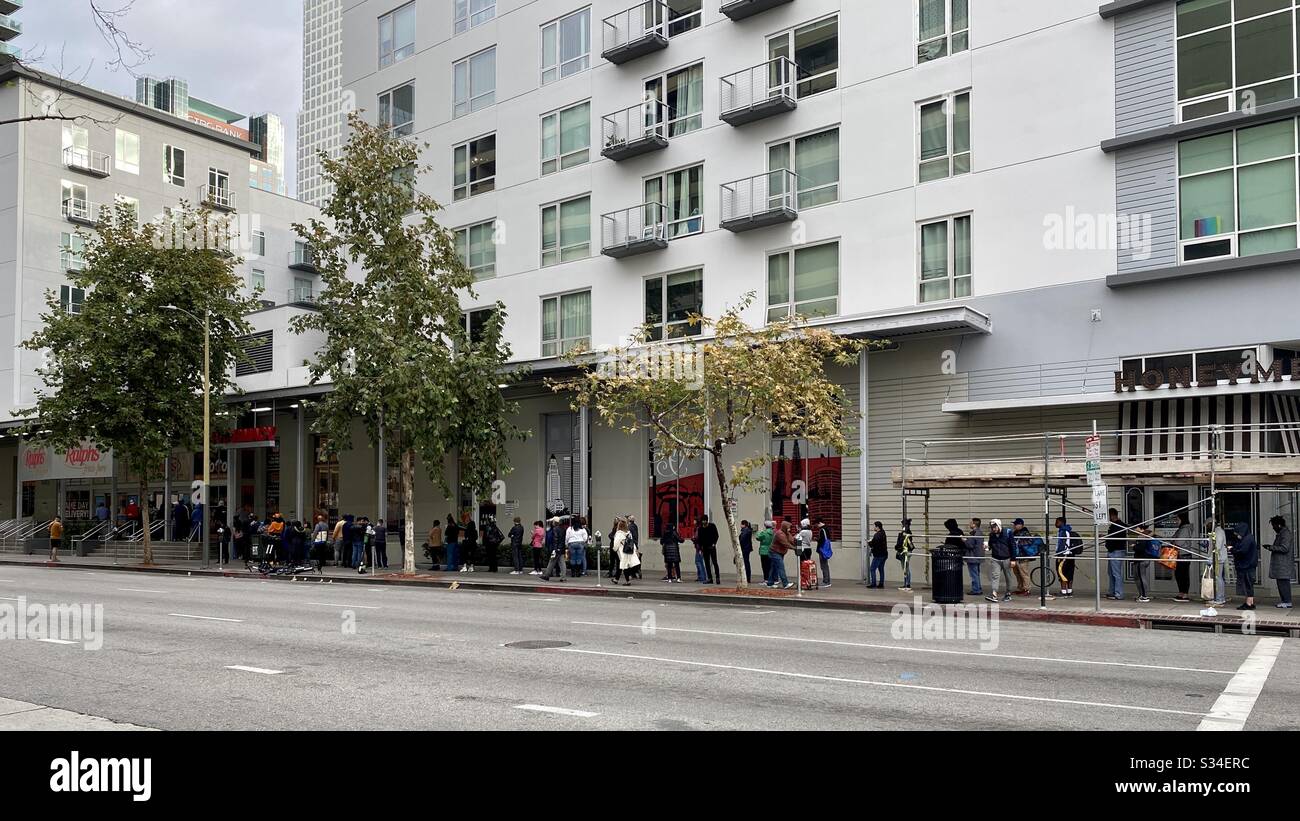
<box><xmin>298</xmin><ymin>0</ymin><xmax>344</xmax><ymax>208</ymax></box>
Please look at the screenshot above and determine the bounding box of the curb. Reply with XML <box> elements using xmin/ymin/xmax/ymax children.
<box><xmin>3</xmin><ymin>558</ymin><xmax>1294</xmax><ymax>634</ymax></box>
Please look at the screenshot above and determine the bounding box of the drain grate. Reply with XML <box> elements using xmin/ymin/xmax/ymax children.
<box><xmin>505</xmin><ymin>640</ymin><xmax>572</xmax><ymax>650</ymax></box>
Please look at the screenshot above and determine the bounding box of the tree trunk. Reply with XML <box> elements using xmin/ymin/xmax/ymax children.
<box><xmin>711</xmin><ymin>446</ymin><xmax>747</xmax><ymax>590</ymax></box>
<box><xmin>139</xmin><ymin>476</ymin><xmax>153</xmax><ymax>566</ymax></box>
<box><xmin>402</xmin><ymin>447</ymin><xmax>416</xmax><ymax>574</ymax></box>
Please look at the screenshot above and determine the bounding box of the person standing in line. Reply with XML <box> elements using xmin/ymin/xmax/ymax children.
<box><xmin>373</xmin><ymin>519</ymin><xmax>389</xmax><ymax>569</ymax></box>
<box><xmin>1008</xmin><ymin>518</ymin><xmax>1036</xmax><ymax>595</ymax></box>
<box><xmin>482</xmin><ymin>515</ymin><xmax>503</xmax><ymax>573</ymax></box>
<box><xmin>332</xmin><ymin>514</ymin><xmax>347</xmax><ymax>567</ymax></box>
<box><xmin>984</xmin><ymin>519</ymin><xmax>1015</xmax><ymax>603</ymax></box>
<box><xmin>660</xmin><ymin>521</ymin><xmax>683</xmax><ymax>583</ymax></box>
<box><xmin>312</xmin><ymin>515</ymin><xmax>329</xmax><ymax>564</ymax></box>
<box><xmin>530</xmin><ymin>520</ymin><xmax>545</xmax><ymax>574</ymax></box>
<box><xmin>868</xmin><ymin>521</ymin><xmax>888</xmax><ymax>588</ymax></box>
<box><xmin>895</xmin><ymin>519</ymin><xmax>914</xmax><ymax>592</ymax></box>
<box><xmin>1105</xmin><ymin>508</ymin><xmax>1129</xmax><ymax>601</ymax></box>
<box><xmin>443</xmin><ymin>514</ymin><xmax>460</xmax><ymax>573</ymax></box>
<box><xmin>48</xmin><ymin>516</ymin><xmax>63</xmax><ymax>563</ymax></box>
<box><xmin>965</xmin><ymin>518</ymin><xmax>984</xmax><ymax>596</ymax></box>
<box><xmin>1170</xmin><ymin>511</ymin><xmax>1196</xmax><ymax>603</ymax></box>
<box><xmin>628</xmin><ymin>516</ymin><xmax>640</xmax><ymax>552</ymax></box>
<box><xmin>541</xmin><ymin>518</ymin><xmax>567</xmax><ymax>582</ymax></box>
<box><xmin>1229</xmin><ymin>521</ymin><xmax>1259</xmax><ymax>611</ymax></box>
<box><xmin>459</xmin><ymin>513</ymin><xmax>478</xmax><ymax>573</ymax></box>
<box><xmin>816</xmin><ymin>518</ymin><xmax>833</xmax><ymax>588</ymax></box>
<box><xmin>1134</xmin><ymin>525</ymin><xmax>1158</xmax><ymax>603</ymax></box>
<box><xmin>95</xmin><ymin>498</ymin><xmax>109</xmax><ymax>523</ymax></box>
<box><xmin>768</xmin><ymin>521</ymin><xmax>794</xmax><ymax>589</ymax></box>
<box><xmin>614</xmin><ymin>518</ymin><xmax>639</xmax><ymax>586</ymax></box>
<box><xmin>756</xmin><ymin>521</ymin><xmax>775</xmax><ymax>584</ymax></box>
<box><xmin>218</xmin><ymin>519</ymin><xmax>232</xmax><ymax>564</ymax></box>
<box><xmin>739</xmin><ymin>520</ymin><xmax>754</xmax><ymax>584</ymax></box>
<box><xmin>1264</xmin><ymin>515</ymin><xmax>1294</xmax><ymax>609</ymax></box>
<box><xmin>508</xmin><ymin>517</ymin><xmax>526</xmax><ymax>575</ymax></box>
<box><xmin>607</xmin><ymin>519</ymin><xmax>622</xmax><ymax>581</ymax></box>
<box><xmin>1055</xmin><ymin>516</ymin><xmax>1081</xmax><ymax>598</ymax></box>
<box><xmin>1210</xmin><ymin>516</ymin><xmax>1229</xmax><ymax>606</ymax></box>
<box><xmin>427</xmin><ymin>519</ymin><xmax>443</xmax><ymax>570</ymax></box>
<box><xmin>566</xmin><ymin>517</ymin><xmax>589</xmax><ymax>578</ymax></box>
<box><xmin>697</xmin><ymin>515</ymin><xmax>721</xmax><ymax>585</ymax></box>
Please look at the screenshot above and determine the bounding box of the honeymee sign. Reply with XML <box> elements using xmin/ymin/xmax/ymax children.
<box><xmin>1115</xmin><ymin>356</ymin><xmax>1300</xmax><ymax>393</ymax></box>
<box><xmin>18</xmin><ymin>440</ymin><xmax>114</xmax><ymax>482</ymax></box>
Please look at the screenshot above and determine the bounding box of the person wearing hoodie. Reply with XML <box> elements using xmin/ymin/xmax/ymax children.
<box><xmin>697</xmin><ymin>515</ymin><xmax>721</xmax><ymax>585</ymax></box>
<box><xmin>895</xmin><ymin>519</ymin><xmax>915</xmax><ymax>592</ymax></box>
<box><xmin>984</xmin><ymin>519</ymin><xmax>1015</xmax><ymax>603</ymax></box>
<box><xmin>1229</xmin><ymin>520</ymin><xmax>1259</xmax><ymax>611</ymax></box>
<box><xmin>868</xmin><ymin>522</ymin><xmax>888</xmax><ymax>588</ymax></box>
<box><xmin>756</xmin><ymin>521</ymin><xmax>775</xmax><ymax>584</ymax></box>
<box><xmin>1264</xmin><ymin>515</ymin><xmax>1294</xmax><ymax>609</ymax></box>
<box><xmin>1210</xmin><ymin>516</ymin><xmax>1230</xmax><ymax>606</ymax></box>
<box><xmin>815</xmin><ymin>518</ymin><xmax>833</xmax><ymax>588</ymax></box>
<box><xmin>508</xmin><ymin>517</ymin><xmax>526</xmax><ymax>575</ymax></box>
<box><xmin>660</xmin><ymin>521</ymin><xmax>683</xmax><ymax>583</ymax></box>
<box><xmin>965</xmin><ymin>518</ymin><xmax>984</xmax><ymax>596</ymax></box>
<box><xmin>460</xmin><ymin>513</ymin><xmax>478</xmax><ymax>573</ymax></box>
<box><xmin>739</xmin><ymin>520</ymin><xmax>754</xmax><ymax>584</ymax></box>
<box><xmin>1055</xmin><ymin>517</ymin><xmax>1082</xmax><ymax>598</ymax></box>
<box><xmin>1170</xmin><ymin>511</ymin><xmax>1196</xmax><ymax>603</ymax></box>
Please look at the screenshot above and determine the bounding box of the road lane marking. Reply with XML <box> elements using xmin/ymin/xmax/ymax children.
<box><xmin>116</xmin><ymin>588</ymin><xmax>172</xmax><ymax>594</ymax></box>
<box><xmin>738</xmin><ymin>611</ymin><xmax>775</xmax><ymax>615</ymax></box>
<box><xmin>555</xmin><ymin>648</ymin><xmax>1207</xmax><ymax>717</ymax></box>
<box><xmin>225</xmin><ymin>665</ymin><xmax>283</xmax><ymax>675</ymax></box>
<box><xmin>37</xmin><ymin>638</ymin><xmax>77</xmax><ymax>645</ymax></box>
<box><xmin>571</xmin><ymin>621</ymin><xmax>1236</xmax><ymax>676</ymax></box>
<box><xmin>303</xmin><ymin>602</ymin><xmax>381</xmax><ymax>610</ymax></box>
<box><xmin>1197</xmin><ymin>637</ymin><xmax>1284</xmax><ymax>731</ymax></box>
<box><xmin>168</xmin><ymin>613</ymin><xmax>243</xmax><ymax>623</ymax></box>
<box><xmin>0</xmin><ymin>596</ymin><xmax>21</xmax><ymax>602</ymax></box>
<box><xmin>529</xmin><ymin>598</ymin><xmax>562</xmax><ymax>602</ymax></box>
<box><xmin>514</xmin><ymin>704</ymin><xmax>599</xmax><ymax>718</ymax></box>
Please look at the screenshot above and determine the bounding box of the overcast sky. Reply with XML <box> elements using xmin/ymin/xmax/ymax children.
<box><xmin>21</xmin><ymin>0</ymin><xmax>303</xmax><ymax>194</ymax></box>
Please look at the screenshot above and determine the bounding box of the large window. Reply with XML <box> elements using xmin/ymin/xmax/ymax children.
<box><xmin>463</xmin><ymin>307</ymin><xmax>496</xmax><ymax>346</ymax></box>
<box><xmin>252</xmin><ymin>230</ymin><xmax>266</xmax><ymax>257</ymax></box>
<box><xmin>767</xmin><ymin>241</ymin><xmax>839</xmax><ymax>321</ymax></box>
<box><xmin>768</xmin><ymin>128</ymin><xmax>840</xmax><ymax>209</ymax></box>
<box><xmin>918</xmin><ymin>91</ymin><xmax>971</xmax><ymax>182</ymax></box>
<box><xmin>454</xmin><ymin>48</ymin><xmax>496</xmax><ymax>117</ymax></box>
<box><xmin>541</xmin><ymin>195</ymin><xmax>591</xmax><ymax>266</ymax></box>
<box><xmin>455</xmin><ymin>0</ymin><xmax>495</xmax><ymax>34</ymax></box>
<box><xmin>541</xmin><ymin>101</ymin><xmax>590</xmax><ymax>174</ymax></box>
<box><xmin>1177</xmin><ymin>117</ymin><xmax>1300</xmax><ymax>261</ymax></box>
<box><xmin>250</xmin><ymin>269</ymin><xmax>266</xmax><ymax>292</ymax></box>
<box><xmin>645</xmin><ymin>269</ymin><xmax>703</xmax><ymax>341</ymax></box>
<box><xmin>455</xmin><ymin>220</ymin><xmax>497</xmax><ymax>280</ymax></box>
<box><xmin>919</xmin><ymin>214</ymin><xmax>973</xmax><ymax>302</ymax></box>
<box><xmin>115</xmin><ymin>129</ymin><xmax>140</xmax><ymax>175</ymax></box>
<box><xmin>61</xmin><ymin>180</ymin><xmax>89</xmax><ymax>220</ymax></box>
<box><xmin>62</xmin><ymin>124</ymin><xmax>89</xmax><ymax>166</ymax></box>
<box><xmin>60</xmin><ymin>285</ymin><xmax>86</xmax><ymax>315</ymax></box>
<box><xmin>453</xmin><ymin>134</ymin><xmax>496</xmax><ymax>200</ymax></box>
<box><xmin>379</xmin><ymin>82</ymin><xmax>415</xmax><ymax>136</ymax></box>
<box><xmin>918</xmin><ymin>0</ymin><xmax>969</xmax><ymax>63</ymax></box>
<box><xmin>60</xmin><ymin>232</ymin><xmax>86</xmax><ymax>271</ymax></box>
<box><xmin>164</xmin><ymin>144</ymin><xmax>185</xmax><ymax>187</ymax></box>
<box><xmin>379</xmin><ymin>3</ymin><xmax>417</xmax><ymax>69</ymax></box>
<box><xmin>666</xmin><ymin>0</ymin><xmax>703</xmax><ymax>36</ymax></box>
<box><xmin>1176</xmin><ymin>0</ymin><xmax>1300</xmax><ymax>121</ymax></box>
<box><xmin>645</xmin><ymin>63</ymin><xmax>704</xmax><ymax>137</ymax></box>
<box><xmin>644</xmin><ymin>164</ymin><xmax>703</xmax><ymax>239</ymax></box>
<box><xmin>542</xmin><ymin>8</ymin><xmax>590</xmax><ymax>84</ymax></box>
<box><xmin>541</xmin><ymin>290</ymin><xmax>591</xmax><ymax>357</ymax></box>
<box><xmin>768</xmin><ymin>17</ymin><xmax>838</xmax><ymax>98</ymax></box>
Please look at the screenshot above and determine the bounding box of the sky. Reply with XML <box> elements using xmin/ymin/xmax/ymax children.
<box><xmin>19</xmin><ymin>0</ymin><xmax>303</xmax><ymax>194</ymax></box>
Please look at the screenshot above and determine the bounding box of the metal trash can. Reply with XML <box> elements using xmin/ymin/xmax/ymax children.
<box><xmin>931</xmin><ymin>547</ymin><xmax>964</xmax><ymax>604</ymax></box>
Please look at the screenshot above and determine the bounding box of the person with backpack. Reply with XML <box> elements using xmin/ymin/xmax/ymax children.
<box><xmin>614</xmin><ymin>518</ymin><xmax>639</xmax><ymax>586</ymax></box>
<box><xmin>868</xmin><ymin>521</ymin><xmax>888</xmax><ymax>588</ymax></box>
<box><xmin>965</xmin><ymin>518</ymin><xmax>984</xmax><ymax>596</ymax></box>
<box><xmin>984</xmin><ymin>519</ymin><xmax>1015</xmax><ymax>603</ymax></box>
<box><xmin>660</xmin><ymin>521</ymin><xmax>683</xmax><ymax>583</ymax></box>
<box><xmin>482</xmin><ymin>516</ymin><xmax>503</xmax><ymax>573</ymax></box>
<box><xmin>1009</xmin><ymin>519</ymin><xmax>1037</xmax><ymax>595</ymax></box>
<box><xmin>508</xmin><ymin>517</ymin><xmax>526</xmax><ymax>575</ymax></box>
<box><xmin>895</xmin><ymin>519</ymin><xmax>914</xmax><ymax>592</ymax></box>
<box><xmin>815</xmin><ymin>518</ymin><xmax>834</xmax><ymax>588</ymax></box>
<box><xmin>1055</xmin><ymin>516</ymin><xmax>1082</xmax><ymax>598</ymax></box>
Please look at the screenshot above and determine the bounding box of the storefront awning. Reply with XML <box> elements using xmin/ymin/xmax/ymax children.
<box><xmin>811</xmin><ymin>304</ymin><xmax>992</xmax><ymax>340</ymax></box>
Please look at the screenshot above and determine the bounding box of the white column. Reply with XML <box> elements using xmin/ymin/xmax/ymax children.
<box><xmin>296</xmin><ymin>408</ymin><xmax>306</xmax><ymax>522</ymax></box>
<box><xmin>377</xmin><ymin>424</ymin><xmax>387</xmax><ymax>521</ymax></box>
<box><xmin>578</xmin><ymin>405</ymin><xmax>589</xmax><ymax>520</ymax></box>
<box><xmin>859</xmin><ymin>352</ymin><xmax>869</xmax><ymax>582</ymax></box>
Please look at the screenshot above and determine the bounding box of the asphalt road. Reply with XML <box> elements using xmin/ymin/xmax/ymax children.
<box><xmin>0</xmin><ymin>566</ymin><xmax>1294</xmax><ymax>731</ymax></box>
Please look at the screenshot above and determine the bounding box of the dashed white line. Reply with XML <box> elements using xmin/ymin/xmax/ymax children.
<box><xmin>303</xmin><ymin>602</ymin><xmax>381</xmax><ymax>610</ymax></box>
<box><xmin>116</xmin><ymin>588</ymin><xmax>172</xmax><ymax>594</ymax></box>
<box><xmin>1197</xmin><ymin>637</ymin><xmax>1285</xmax><ymax>731</ymax></box>
<box><xmin>514</xmin><ymin>704</ymin><xmax>599</xmax><ymax>718</ymax></box>
<box><xmin>168</xmin><ymin>613</ymin><xmax>243</xmax><ymax>623</ymax></box>
<box><xmin>225</xmin><ymin>665</ymin><xmax>283</xmax><ymax>675</ymax></box>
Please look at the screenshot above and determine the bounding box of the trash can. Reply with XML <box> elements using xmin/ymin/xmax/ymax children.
<box><xmin>931</xmin><ymin>547</ymin><xmax>964</xmax><ymax>604</ymax></box>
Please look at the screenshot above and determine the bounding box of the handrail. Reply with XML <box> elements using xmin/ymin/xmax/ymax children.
<box><xmin>601</xmin><ymin>201</ymin><xmax>670</xmax><ymax>251</ymax></box>
<box><xmin>719</xmin><ymin>56</ymin><xmax>803</xmax><ymax>115</ymax></box>
<box><xmin>602</xmin><ymin>1</ymin><xmax>669</xmax><ymax>54</ymax></box>
<box><xmin>601</xmin><ymin>98</ymin><xmax>672</xmax><ymax>149</ymax></box>
<box><xmin>720</xmin><ymin>169</ymin><xmax>798</xmax><ymax>223</ymax></box>
<box><xmin>63</xmin><ymin>146</ymin><xmax>112</xmax><ymax>175</ymax></box>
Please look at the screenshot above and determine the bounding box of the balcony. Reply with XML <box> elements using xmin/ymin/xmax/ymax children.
<box><xmin>62</xmin><ymin>198</ymin><xmax>104</xmax><ymax>227</ymax></box>
<box><xmin>62</xmin><ymin>146</ymin><xmax>111</xmax><ymax>178</ymax></box>
<box><xmin>287</xmin><ymin>287</ymin><xmax>317</xmax><ymax>306</ymax></box>
<box><xmin>0</xmin><ymin>13</ymin><xmax>21</xmax><ymax>39</ymax></box>
<box><xmin>288</xmin><ymin>247</ymin><xmax>318</xmax><ymax>273</ymax></box>
<box><xmin>720</xmin><ymin>169</ymin><xmax>798</xmax><ymax>233</ymax></box>
<box><xmin>200</xmin><ymin>185</ymin><xmax>236</xmax><ymax>212</ymax></box>
<box><xmin>0</xmin><ymin>41</ymin><xmax>18</xmax><ymax>63</ymax></box>
<box><xmin>0</xmin><ymin>1</ymin><xmax>22</xmax><ymax>15</ymax></box>
<box><xmin>601</xmin><ymin>99</ymin><xmax>671</xmax><ymax>161</ymax></box>
<box><xmin>720</xmin><ymin>57</ymin><xmax>800</xmax><ymax>127</ymax></box>
<box><xmin>601</xmin><ymin>1</ymin><xmax>669</xmax><ymax>65</ymax></box>
<box><xmin>720</xmin><ymin>0</ymin><xmax>793</xmax><ymax>21</ymax></box>
<box><xmin>602</xmin><ymin>202</ymin><xmax>670</xmax><ymax>258</ymax></box>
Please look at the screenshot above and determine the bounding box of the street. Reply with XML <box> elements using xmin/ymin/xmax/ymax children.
<box><xmin>0</xmin><ymin>566</ymin><xmax>1294</xmax><ymax>731</ymax></box>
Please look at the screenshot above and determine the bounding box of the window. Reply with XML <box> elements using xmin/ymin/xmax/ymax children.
<box><xmin>918</xmin><ymin>0</ymin><xmax>969</xmax><ymax>63</ymax></box>
<box><xmin>541</xmin><ymin>101</ymin><xmax>591</xmax><ymax>174</ymax></box>
<box><xmin>541</xmin><ymin>196</ymin><xmax>591</xmax><ymax>266</ymax></box>
<box><xmin>463</xmin><ymin>307</ymin><xmax>496</xmax><ymax>346</ymax></box>
<box><xmin>1177</xmin><ymin>117</ymin><xmax>1300</xmax><ymax>261</ymax></box>
<box><xmin>644</xmin><ymin>165</ymin><xmax>703</xmax><ymax>239</ymax></box>
<box><xmin>164</xmin><ymin>145</ymin><xmax>185</xmax><ymax>187</ymax></box>
<box><xmin>768</xmin><ymin>128</ymin><xmax>840</xmax><ymax>209</ymax></box>
<box><xmin>379</xmin><ymin>82</ymin><xmax>415</xmax><ymax>136</ymax></box>
<box><xmin>454</xmin><ymin>48</ymin><xmax>496</xmax><ymax>117</ymax></box>
<box><xmin>644</xmin><ymin>269</ymin><xmax>703</xmax><ymax>341</ymax></box>
<box><xmin>542</xmin><ymin>9</ymin><xmax>590</xmax><ymax>84</ymax></box>
<box><xmin>62</xmin><ymin>124</ymin><xmax>90</xmax><ymax>167</ymax></box>
<box><xmin>1176</xmin><ymin>0</ymin><xmax>1299</xmax><ymax>121</ymax></box>
<box><xmin>115</xmin><ymin>129</ymin><xmax>140</xmax><ymax>174</ymax></box>
<box><xmin>294</xmin><ymin>277</ymin><xmax>315</xmax><ymax>302</ymax></box>
<box><xmin>379</xmin><ymin>2</ymin><xmax>416</xmax><ymax>69</ymax></box>
<box><xmin>919</xmin><ymin>215</ymin><xmax>972</xmax><ymax>302</ymax></box>
<box><xmin>453</xmin><ymin>134</ymin><xmax>496</xmax><ymax>200</ymax></box>
<box><xmin>250</xmin><ymin>269</ymin><xmax>266</xmax><ymax>292</ymax></box>
<box><xmin>252</xmin><ymin>230</ymin><xmax>266</xmax><ymax>257</ymax></box>
<box><xmin>541</xmin><ymin>290</ymin><xmax>591</xmax><ymax>357</ymax></box>
<box><xmin>61</xmin><ymin>180</ymin><xmax>89</xmax><ymax>219</ymax></box>
<box><xmin>666</xmin><ymin>0</ymin><xmax>703</xmax><ymax>37</ymax></box>
<box><xmin>767</xmin><ymin>241</ymin><xmax>839</xmax><ymax>321</ymax></box>
<box><xmin>918</xmin><ymin>91</ymin><xmax>971</xmax><ymax>182</ymax></box>
<box><xmin>60</xmin><ymin>233</ymin><xmax>86</xmax><ymax>271</ymax></box>
<box><xmin>115</xmin><ymin>194</ymin><xmax>140</xmax><ymax>223</ymax></box>
<box><xmin>645</xmin><ymin>63</ymin><xmax>704</xmax><ymax>137</ymax></box>
<box><xmin>768</xmin><ymin>17</ymin><xmax>838</xmax><ymax>98</ymax></box>
<box><xmin>455</xmin><ymin>219</ymin><xmax>497</xmax><ymax>280</ymax></box>
<box><xmin>454</xmin><ymin>0</ymin><xmax>495</xmax><ymax>34</ymax></box>
<box><xmin>60</xmin><ymin>285</ymin><xmax>86</xmax><ymax>315</ymax></box>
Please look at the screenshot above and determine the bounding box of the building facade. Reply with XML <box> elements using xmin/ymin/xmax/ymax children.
<box><xmin>298</xmin><ymin>0</ymin><xmax>344</xmax><ymax>208</ymax></box>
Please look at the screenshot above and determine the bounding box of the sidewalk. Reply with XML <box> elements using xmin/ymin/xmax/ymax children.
<box><xmin>2</xmin><ymin>552</ymin><xmax>1297</xmax><ymax>634</ymax></box>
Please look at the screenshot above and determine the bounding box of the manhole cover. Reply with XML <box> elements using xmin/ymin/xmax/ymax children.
<box><xmin>505</xmin><ymin>640</ymin><xmax>572</xmax><ymax>650</ymax></box>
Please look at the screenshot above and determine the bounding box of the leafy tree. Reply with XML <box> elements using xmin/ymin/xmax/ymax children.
<box><xmin>550</xmin><ymin>296</ymin><xmax>877</xmax><ymax>589</ymax></box>
<box><xmin>293</xmin><ymin>114</ymin><xmax>526</xmax><ymax>574</ymax></box>
<box><xmin>18</xmin><ymin>202</ymin><xmax>256</xmax><ymax>565</ymax></box>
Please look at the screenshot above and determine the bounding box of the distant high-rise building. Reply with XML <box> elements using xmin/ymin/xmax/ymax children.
<box><xmin>298</xmin><ymin>0</ymin><xmax>343</xmax><ymax>208</ymax></box>
<box><xmin>0</xmin><ymin>2</ymin><xmax>22</xmax><ymax>64</ymax></box>
<box><xmin>135</xmin><ymin>76</ymin><xmax>190</xmax><ymax>119</ymax></box>
<box><xmin>249</xmin><ymin>112</ymin><xmax>286</xmax><ymax>195</ymax></box>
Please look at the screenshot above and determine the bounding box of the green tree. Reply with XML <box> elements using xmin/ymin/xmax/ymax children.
<box><xmin>293</xmin><ymin>114</ymin><xmax>526</xmax><ymax>574</ymax></box>
<box><xmin>18</xmin><ymin>202</ymin><xmax>256</xmax><ymax>565</ymax></box>
<box><xmin>550</xmin><ymin>297</ymin><xmax>878</xmax><ymax>590</ymax></box>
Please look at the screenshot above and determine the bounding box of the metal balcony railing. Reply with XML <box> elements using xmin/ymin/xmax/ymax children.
<box><xmin>601</xmin><ymin>1</ymin><xmax>669</xmax><ymax>64</ymax></box>
<box><xmin>288</xmin><ymin>287</ymin><xmax>317</xmax><ymax>305</ymax></box>
<box><xmin>288</xmin><ymin>247</ymin><xmax>318</xmax><ymax>271</ymax></box>
<box><xmin>60</xmin><ymin>248</ymin><xmax>87</xmax><ymax>272</ymax></box>
<box><xmin>62</xmin><ymin>197</ymin><xmax>103</xmax><ymax>225</ymax></box>
<box><xmin>720</xmin><ymin>169</ymin><xmax>799</xmax><ymax>232</ymax></box>
<box><xmin>200</xmin><ymin>185</ymin><xmax>236</xmax><ymax>211</ymax></box>
<box><xmin>0</xmin><ymin>14</ymin><xmax>23</xmax><ymax>37</ymax></box>
<box><xmin>62</xmin><ymin>146</ymin><xmax>112</xmax><ymax>176</ymax></box>
<box><xmin>601</xmin><ymin>98</ymin><xmax>672</xmax><ymax>161</ymax></box>
<box><xmin>601</xmin><ymin>202</ymin><xmax>670</xmax><ymax>258</ymax></box>
<box><xmin>720</xmin><ymin>56</ymin><xmax>801</xmax><ymax>126</ymax></box>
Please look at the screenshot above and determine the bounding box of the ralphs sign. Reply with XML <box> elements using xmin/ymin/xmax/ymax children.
<box><xmin>18</xmin><ymin>440</ymin><xmax>114</xmax><ymax>482</ymax></box>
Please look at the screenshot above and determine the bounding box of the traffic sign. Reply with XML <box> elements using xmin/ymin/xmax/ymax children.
<box><xmin>1085</xmin><ymin>435</ymin><xmax>1102</xmax><ymax>486</ymax></box>
<box><xmin>1091</xmin><ymin>484</ymin><xmax>1108</xmax><ymax>526</ymax></box>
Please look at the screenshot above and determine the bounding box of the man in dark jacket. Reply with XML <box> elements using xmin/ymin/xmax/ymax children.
<box><xmin>509</xmin><ymin>517</ymin><xmax>526</xmax><ymax>575</ymax></box>
<box><xmin>459</xmin><ymin>513</ymin><xmax>478</xmax><ymax>573</ymax></box>
<box><xmin>1265</xmin><ymin>516</ymin><xmax>1294</xmax><ymax>609</ymax></box>
<box><xmin>739</xmin><ymin>520</ymin><xmax>754</xmax><ymax>583</ymax></box>
<box><xmin>1229</xmin><ymin>521</ymin><xmax>1259</xmax><ymax>611</ymax></box>
<box><xmin>984</xmin><ymin>519</ymin><xmax>1016</xmax><ymax>603</ymax></box>
<box><xmin>482</xmin><ymin>516</ymin><xmax>503</xmax><ymax>572</ymax></box>
<box><xmin>372</xmin><ymin>519</ymin><xmax>388</xmax><ymax>568</ymax></box>
<box><xmin>965</xmin><ymin>518</ymin><xmax>984</xmax><ymax>596</ymax></box>
<box><xmin>444</xmin><ymin>514</ymin><xmax>460</xmax><ymax>573</ymax></box>
<box><xmin>697</xmin><ymin>515</ymin><xmax>721</xmax><ymax>585</ymax></box>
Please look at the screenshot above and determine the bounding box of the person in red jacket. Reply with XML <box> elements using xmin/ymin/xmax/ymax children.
<box><xmin>767</xmin><ymin>521</ymin><xmax>794</xmax><ymax>589</ymax></box>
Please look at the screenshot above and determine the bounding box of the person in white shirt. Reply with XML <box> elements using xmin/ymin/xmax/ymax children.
<box><xmin>1211</xmin><ymin>517</ymin><xmax>1229</xmax><ymax>606</ymax></box>
<box><xmin>565</xmin><ymin>517</ymin><xmax>590</xmax><ymax>578</ymax></box>
<box><xmin>613</xmin><ymin>518</ymin><xmax>639</xmax><ymax>586</ymax></box>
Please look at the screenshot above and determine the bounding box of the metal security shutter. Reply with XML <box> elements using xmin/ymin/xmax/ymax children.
<box><xmin>236</xmin><ymin>330</ymin><xmax>273</xmax><ymax>376</ymax></box>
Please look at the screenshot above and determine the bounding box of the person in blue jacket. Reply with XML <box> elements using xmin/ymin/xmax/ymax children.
<box><xmin>1055</xmin><ymin>517</ymin><xmax>1082</xmax><ymax>598</ymax></box>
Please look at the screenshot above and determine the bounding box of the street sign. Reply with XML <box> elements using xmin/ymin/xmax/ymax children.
<box><xmin>1085</xmin><ymin>434</ymin><xmax>1102</xmax><ymax>486</ymax></box>
<box><xmin>1091</xmin><ymin>484</ymin><xmax>1108</xmax><ymax>526</ymax></box>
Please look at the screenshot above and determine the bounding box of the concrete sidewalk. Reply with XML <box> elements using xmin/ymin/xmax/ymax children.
<box><xmin>2</xmin><ymin>551</ymin><xmax>1297</xmax><ymax>634</ymax></box>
